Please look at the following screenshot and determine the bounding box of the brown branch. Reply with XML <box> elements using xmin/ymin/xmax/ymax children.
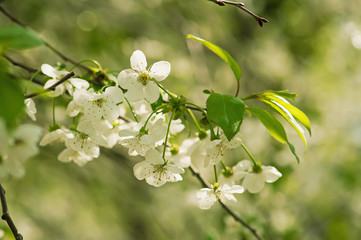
<box><xmin>0</xmin><ymin>5</ymin><xmax>93</xmax><ymax>74</ymax></box>
<box><xmin>208</xmin><ymin>0</ymin><xmax>269</xmax><ymax>27</ymax></box>
<box><xmin>189</xmin><ymin>165</ymin><xmax>264</xmax><ymax>240</ymax></box>
<box><xmin>0</xmin><ymin>184</ymin><xmax>23</xmax><ymax>240</ymax></box>
<box><xmin>25</xmin><ymin>72</ymin><xmax>75</xmax><ymax>98</ymax></box>
<box><xmin>2</xmin><ymin>54</ymin><xmax>38</xmax><ymax>73</ymax></box>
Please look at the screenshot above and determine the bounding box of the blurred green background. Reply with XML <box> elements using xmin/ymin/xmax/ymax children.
<box><xmin>1</xmin><ymin>0</ymin><xmax>361</xmax><ymax>239</ymax></box>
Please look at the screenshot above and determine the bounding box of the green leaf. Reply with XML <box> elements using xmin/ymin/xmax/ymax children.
<box><xmin>0</xmin><ymin>74</ymin><xmax>25</xmax><ymax>128</ymax></box>
<box><xmin>262</xmin><ymin>99</ymin><xmax>307</xmax><ymax>148</ymax></box>
<box><xmin>249</xmin><ymin>108</ymin><xmax>287</xmax><ymax>143</ymax></box>
<box><xmin>206</xmin><ymin>93</ymin><xmax>245</xmax><ymax>141</ymax></box>
<box><xmin>244</xmin><ymin>90</ymin><xmax>297</xmax><ymax>101</ymax></box>
<box><xmin>0</xmin><ymin>25</ymin><xmax>44</xmax><ymax>50</ymax></box>
<box><xmin>287</xmin><ymin>142</ymin><xmax>300</xmax><ymax>163</ymax></box>
<box><xmin>249</xmin><ymin>107</ymin><xmax>301</xmax><ymax>163</ymax></box>
<box><xmin>265</xmin><ymin>95</ymin><xmax>311</xmax><ymax>136</ymax></box>
<box><xmin>186</xmin><ymin>34</ymin><xmax>242</xmax><ymax>81</ymax></box>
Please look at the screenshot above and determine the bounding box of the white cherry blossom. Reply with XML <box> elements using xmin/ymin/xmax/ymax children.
<box><xmin>133</xmin><ymin>149</ymin><xmax>184</xmax><ymax>187</ymax></box>
<box><xmin>41</xmin><ymin>64</ymin><xmax>89</xmax><ymax>97</ymax></box>
<box><xmin>204</xmin><ymin>133</ymin><xmax>242</xmax><ymax>167</ymax></box>
<box><xmin>24</xmin><ymin>98</ymin><xmax>37</xmax><ymax>121</ymax></box>
<box><xmin>117</xmin><ymin>50</ymin><xmax>171</xmax><ymax>103</ymax></box>
<box><xmin>197</xmin><ymin>184</ymin><xmax>244</xmax><ymax>210</ymax></box>
<box><xmin>58</xmin><ymin>148</ymin><xmax>93</xmax><ymax>167</ymax></box>
<box><xmin>236</xmin><ymin>160</ymin><xmax>282</xmax><ymax>193</ymax></box>
<box><xmin>39</xmin><ymin>127</ymin><xmax>73</xmax><ymax>146</ymax></box>
<box><xmin>119</xmin><ymin>117</ymin><xmax>166</xmax><ymax>156</ymax></box>
<box><xmin>0</xmin><ymin>122</ymin><xmax>42</xmax><ymax>179</ymax></box>
<box><xmin>72</xmin><ymin>87</ymin><xmax>124</xmax><ymax>122</ymax></box>
<box><xmin>64</xmin><ymin>120</ymin><xmax>107</xmax><ymax>158</ymax></box>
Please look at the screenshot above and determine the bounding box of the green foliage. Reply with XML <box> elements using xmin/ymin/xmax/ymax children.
<box><xmin>186</xmin><ymin>34</ymin><xmax>242</xmax><ymax>83</ymax></box>
<box><xmin>0</xmin><ymin>25</ymin><xmax>44</xmax><ymax>50</ymax></box>
<box><xmin>206</xmin><ymin>93</ymin><xmax>245</xmax><ymax>141</ymax></box>
<box><xmin>249</xmin><ymin>107</ymin><xmax>287</xmax><ymax>144</ymax></box>
<box><xmin>0</xmin><ymin>74</ymin><xmax>25</xmax><ymax>128</ymax></box>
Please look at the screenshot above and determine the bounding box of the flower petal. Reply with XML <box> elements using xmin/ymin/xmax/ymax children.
<box><xmin>126</xmin><ymin>83</ymin><xmax>144</xmax><ymax>102</ymax></box>
<box><xmin>117</xmin><ymin>69</ymin><xmax>139</xmax><ymax>89</ymax></box>
<box><xmin>133</xmin><ymin>161</ymin><xmax>152</xmax><ymax>180</ymax></box>
<box><xmin>104</xmin><ymin>86</ymin><xmax>124</xmax><ymax>103</ymax></box>
<box><xmin>130</xmin><ymin>50</ymin><xmax>147</xmax><ymax>72</ymax></box>
<box><xmin>145</xmin><ymin>149</ymin><xmax>164</xmax><ymax>165</ymax></box>
<box><xmin>144</xmin><ymin>81</ymin><xmax>160</xmax><ymax>103</ymax></box>
<box><xmin>262</xmin><ymin>166</ymin><xmax>282</xmax><ymax>183</ymax></box>
<box><xmin>149</xmin><ymin>61</ymin><xmax>171</xmax><ymax>81</ymax></box>
<box><xmin>242</xmin><ymin>174</ymin><xmax>265</xmax><ymax>193</ymax></box>
<box><xmin>41</xmin><ymin>64</ymin><xmax>57</xmax><ymax>78</ymax></box>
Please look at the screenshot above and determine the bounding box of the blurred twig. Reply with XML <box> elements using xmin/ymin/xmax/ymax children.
<box><xmin>0</xmin><ymin>184</ymin><xmax>23</xmax><ymax>240</ymax></box>
<box><xmin>189</xmin><ymin>165</ymin><xmax>264</xmax><ymax>240</ymax></box>
<box><xmin>0</xmin><ymin>5</ymin><xmax>93</xmax><ymax>74</ymax></box>
<box><xmin>208</xmin><ymin>0</ymin><xmax>269</xmax><ymax>27</ymax></box>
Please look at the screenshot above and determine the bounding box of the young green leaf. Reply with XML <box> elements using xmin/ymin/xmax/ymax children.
<box><xmin>186</xmin><ymin>34</ymin><xmax>242</xmax><ymax>81</ymax></box>
<box><xmin>265</xmin><ymin>95</ymin><xmax>311</xmax><ymax>136</ymax></box>
<box><xmin>0</xmin><ymin>25</ymin><xmax>44</xmax><ymax>50</ymax></box>
<box><xmin>206</xmin><ymin>93</ymin><xmax>245</xmax><ymax>141</ymax></box>
<box><xmin>249</xmin><ymin>108</ymin><xmax>287</xmax><ymax>143</ymax></box>
<box><xmin>249</xmin><ymin>107</ymin><xmax>301</xmax><ymax>163</ymax></box>
<box><xmin>244</xmin><ymin>90</ymin><xmax>297</xmax><ymax>101</ymax></box>
<box><xmin>262</xmin><ymin>99</ymin><xmax>307</xmax><ymax>148</ymax></box>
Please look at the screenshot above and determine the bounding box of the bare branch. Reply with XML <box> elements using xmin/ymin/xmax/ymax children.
<box><xmin>0</xmin><ymin>184</ymin><xmax>23</xmax><ymax>240</ymax></box>
<box><xmin>25</xmin><ymin>72</ymin><xmax>75</xmax><ymax>98</ymax></box>
<box><xmin>208</xmin><ymin>0</ymin><xmax>269</xmax><ymax>27</ymax></box>
<box><xmin>2</xmin><ymin>54</ymin><xmax>38</xmax><ymax>73</ymax></box>
<box><xmin>189</xmin><ymin>165</ymin><xmax>264</xmax><ymax>240</ymax></box>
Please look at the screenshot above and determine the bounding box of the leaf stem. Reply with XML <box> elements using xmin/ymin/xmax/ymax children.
<box><xmin>186</xmin><ymin>108</ymin><xmax>202</xmax><ymax>131</ymax></box>
<box><xmin>124</xmin><ymin>97</ymin><xmax>139</xmax><ymax>123</ymax></box>
<box><xmin>213</xmin><ymin>165</ymin><xmax>218</xmax><ymax>183</ymax></box>
<box><xmin>241</xmin><ymin>143</ymin><xmax>257</xmax><ymax>166</ymax></box>
<box><xmin>184</xmin><ymin>101</ymin><xmax>216</xmax><ymax>138</ymax></box>
<box><xmin>162</xmin><ymin>111</ymin><xmax>176</xmax><ymax>160</ymax></box>
<box><xmin>155</xmin><ymin>82</ymin><xmax>176</xmax><ymax>101</ymax></box>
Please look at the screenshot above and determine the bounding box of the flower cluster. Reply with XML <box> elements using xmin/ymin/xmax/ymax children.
<box><xmin>0</xmin><ymin>118</ymin><xmax>42</xmax><ymax>179</ymax></box>
<box><xmin>10</xmin><ymin>50</ymin><xmax>283</xmax><ymax>211</ymax></box>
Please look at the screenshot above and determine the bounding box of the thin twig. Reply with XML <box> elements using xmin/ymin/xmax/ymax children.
<box><xmin>208</xmin><ymin>0</ymin><xmax>269</xmax><ymax>27</ymax></box>
<box><xmin>0</xmin><ymin>5</ymin><xmax>93</xmax><ymax>73</ymax></box>
<box><xmin>25</xmin><ymin>72</ymin><xmax>75</xmax><ymax>98</ymax></box>
<box><xmin>0</xmin><ymin>184</ymin><xmax>23</xmax><ymax>240</ymax></box>
<box><xmin>189</xmin><ymin>165</ymin><xmax>264</xmax><ymax>240</ymax></box>
<box><xmin>2</xmin><ymin>54</ymin><xmax>38</xmax><ymax>73</ymax></box>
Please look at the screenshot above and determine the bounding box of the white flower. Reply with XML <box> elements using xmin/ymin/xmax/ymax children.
<box><xmin>72</xmin><ymin>87</ymin><xmax>124</xmax><ymax>121</ymax></box>
<box><xmin>42</xmin><ymin>64</ymin><xmax>89</xmax><ymax>97</ymax></box>
<box><xmin>0</xmin><ymin>122</ymin><xmax>42</xmax><ymax>179</ymax></box>
<box><xmin>24</xmin><ymin>98</ymin><xmax>37</xmax><ymax>121</ymax></box>
<box><xmin>236</xmin><ymin>160</ymin><xmax>282</xmax><ymax>193</ymax></box>
<box><xmin>64</xmin><ymin>120</ymin><xmax>107</xmax><ymax>158</ymax></box>
<box><xmin>39</xmin><ymin>127</ymin><xmax>73</xmax><ymax>146</ymax></box>
<box><xmin>92</xmin><ymin>120</ymin><xmax>123</xmax><ymax>148</ymax></box>
<box><xmin>197</xmin><ymin>184</ymin><xmax>244</xmax><ymax>210</ymax></box>
<box><xmin>117</xmin><ymin>50</ymin><xmax>171</xmax><ymax>103</ymax></box>
<box><xmin>119</xmin><ymin>118</ymin><xmax>167</xmax><ymax>156</ymax></box>
<box><xmin>204</xmin><ymin>133</ymin><xmax>242</xmax><ymax>167</ymax></box>
<box><xmin>165</xmin><ymin>139</ymin><xmax>193</xmax><ymax>168</ymax></box>
<box><xmin>133</xmin><ymin>149</ymin><xmax>184</xmax><ymax>187</ymax></box>
<box><xmin>58</xmin><ymin>148</ymin><xmax>93</xmax><ymax>167</ymax></box>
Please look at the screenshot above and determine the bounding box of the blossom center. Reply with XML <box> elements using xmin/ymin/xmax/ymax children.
<box><xmin>138</xmin><ymin>72</ymin><xmax>150</xmax><ymax>85</ymax></box>
<box><xmin>93</xmin><ymin>98</ymin><xmax>104</xmax><ymax>107</ymax></box>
